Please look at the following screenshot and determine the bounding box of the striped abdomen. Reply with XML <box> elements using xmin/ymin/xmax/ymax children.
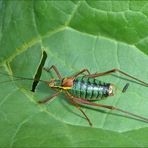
<box><xmin>68</xmin><ymin>77</ymin><xmax>112</xmax><ymax>100</ymax></box>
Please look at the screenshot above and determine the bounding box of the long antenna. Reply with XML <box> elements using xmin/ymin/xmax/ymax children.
<box><xmin>0</xmin><ymin>72</ymin><xmax>48</xmax><ymax>84</ymax></box>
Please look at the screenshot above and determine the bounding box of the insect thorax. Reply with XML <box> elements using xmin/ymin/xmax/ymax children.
<box><xmin>51</xmin><ymin>79</ymin><xmax>72</xmax><ymax>90</ymax></box>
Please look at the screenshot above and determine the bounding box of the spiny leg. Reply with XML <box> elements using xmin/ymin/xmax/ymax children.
<box><xmin>38</xmin><ymin>91</ymin><xmax>61</xmax><ymax>104</ymax></box>
<box><xmin>87</xmin><ymin>68</ymin><xmax>148</xmax><ymax>87</ymax></box>
<box><xmin>43</xmin><ymin>65</ymin><xmax>62</xmax><ymax>80</ymax></box>
<box><xmin>65</xmin><ymin>93</ymin><xmax>92</xmax><ymax>127</ymax></box>
<box><xmin>73</xmin><ymin>69</ymin><xmax>90</xmax><ymax>78</ymax></box>
<box><xmin>70</xmin><ymin>95</ymin><xmax>148</xmax><ymax>122</ymax></box>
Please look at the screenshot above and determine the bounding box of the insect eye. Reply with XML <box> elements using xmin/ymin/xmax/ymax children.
<box><xmin>48</xmin><ymin>79</ymin><xmax>55</xmax><ymax>87</ymax></box>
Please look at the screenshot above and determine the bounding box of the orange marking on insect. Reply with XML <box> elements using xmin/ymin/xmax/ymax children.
<box><xmin>62</xmin><ymin>77</ymin><xmax>74</xmax><ymax>87</ymax></box>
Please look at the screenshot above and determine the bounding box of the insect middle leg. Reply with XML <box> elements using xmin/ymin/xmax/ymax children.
<box><xmin>43</xmin><ymin>65</ymin><xmax>62</xmax><ymax>80</ymax></box>
<box><xmin>65</xmin><ymin>93</ymin><xmax>92</xmax><ymax>126</ymax></box>
<box><xmin>87</xmin><ymin>68</ymin><xmax>148</xmax><ymax>87</ymax></box>
<box><xmin>73</xmin><ymin>69</ymin><xmax>91</xmax><ymax>78</ymax></box>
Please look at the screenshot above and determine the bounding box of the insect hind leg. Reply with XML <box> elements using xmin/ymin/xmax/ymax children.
<box><xmin>70</xmin><ymin>95</ymin><xmax>148</xmax><ymax>123</ymax></box>
<box><xmin>87</xmin><ymin>68</ymin><xmax>148</xmax><ymax>87</ymax></box>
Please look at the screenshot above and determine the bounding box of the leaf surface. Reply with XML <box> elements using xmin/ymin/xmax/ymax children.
<box><xmin>0</xmin><ymin>1</ymin><xmax>148</xmax><ymax>147</ymax></box>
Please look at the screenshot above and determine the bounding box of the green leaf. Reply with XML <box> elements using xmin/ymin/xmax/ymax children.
<box><xmin>0</xmin><ymin>1</ymin><xmax>148</xmax><ymax>147</ymax></box>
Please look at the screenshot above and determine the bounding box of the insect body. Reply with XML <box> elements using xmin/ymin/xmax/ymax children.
<box><xmin>1</xmin><ymin>65</ymin><xmax>148</xmax><ymax>126</ymax></box>
<box><xmin>68</xmin><ymin>77</ymin><xmax>114</xmax><ymax>100</ymax></box>
<box><xmin>50</xmin><ymin>77</ymin><xmax>113</xmax><ymax>100</ymax></box>
<box><xmin>39</xmin><ymin>66</ymin><xmax>148</xmax><ymax>126</ymax></box>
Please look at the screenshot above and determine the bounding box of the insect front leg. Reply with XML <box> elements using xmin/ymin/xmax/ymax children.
<box><xmin>87</xmin><ymin>68</ymin><xmax>148</xmax><ymax>87</ymax></box>
<box><xmin>43</xmin><ymin>65</ymin><xmax>62</xmax><ymax>80</ymax></box>
<box><xmin>38</xmin><ymin>91</ymin><xmax>61</xmax><ymax>104</ymax></box>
